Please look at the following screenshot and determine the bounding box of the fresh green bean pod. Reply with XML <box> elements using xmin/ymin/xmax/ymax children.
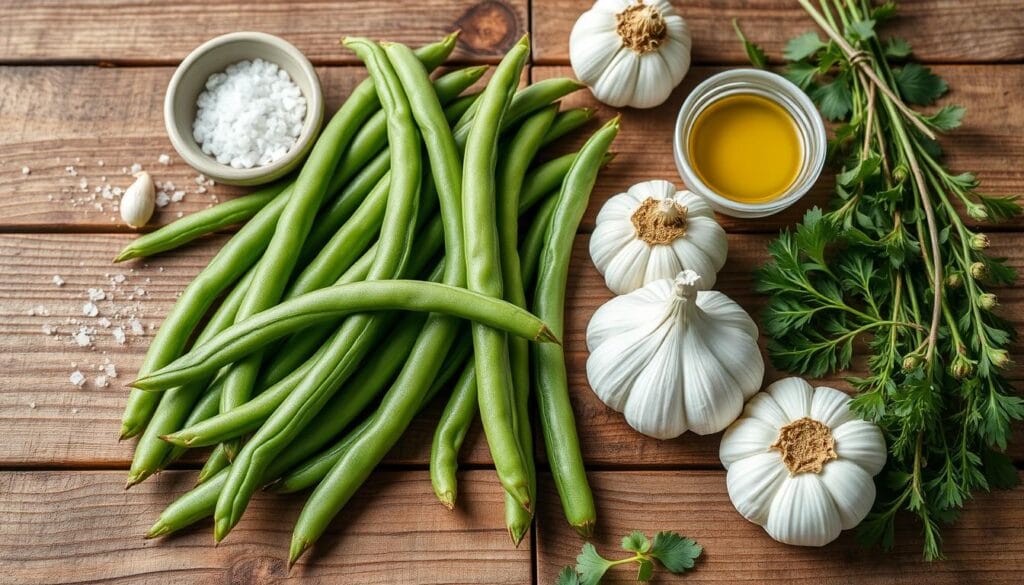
<box><xmin>113</xmin><ymin>179</ymin><xmax>290</xmax><ymax>263</ymax></box>
<box><xmin>497</xmin><ymin>104</ymin><xmax>557</xmax><ymax>545</ymax></box>
<box><xmin>161</xmin><ymin>376</ymin><xmax>223</xmax><ymax>468</ymax></box>
<box><xmin>210</xmin><ymin>36</ymin><xmax>425</xmax><ymax>542</ymax></box>
<box><xmin>274</xmin><ymin>332</ymin><xmax>470</xmax><ymax>495</ymax></box>
<box><xmin>429</xmin><ymin>362</ymin><xmax>477</xmax><ymax>508</ymax></box>
<box><xmin>118</xmin><ymin>34</ymin><xmax>458</xmax><ymax>439</ymax></box>
<box><xmin>125</xmin><ymin>267</ymin><xmax>256</xmax><ymax>485</ymax></box>
<box><xmin>453</xmin><ymin>77</ymin><xmax>585</xmax><ymax>141</ymax></box>
<box><xmin>541</xmin><ymin>107</ymin><xmax>597</xmax><ymax>146</ymax></box>
<box><xmin>460</xmin><ymin>35</ymin><xmax>533</xmax><ymax>511</ymax></box>
<box><xmin>520</xmin><ymin>196</ymin><xmax>557</xmax><ymax>292</ymax></box>
<box><xmin>196</xmin><ymin>444</ymin><xmax>231</xmax><ymax>485</ymax></box>
<box><xmin>533</xmin><ymin>117</ymin><xmax>619</xmax><ymax>537</ymax></box>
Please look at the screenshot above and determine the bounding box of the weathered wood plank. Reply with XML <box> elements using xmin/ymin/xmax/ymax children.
<box><xmin>0</xmin><ymin>233</ymin><xmax>492</xmax><ymax>468</ymax></box>
<box><xmin>0</xmin><ymin>0</ymin><xmax>528</xmax><ymax>65</ymax></box>
<box><xmin>532</xmin><ymin>65</ymin><xmax>1024</xmax><ymax>233</ymax></box>
<box><xmin>535</xmin><ymin>471</ymin><xmax>1024</xmax><ymax>585</ymax></box>
<box><xmin>0</xmin><ymin>470</ymin><xmax>530</xmax><ymax>584</ymax></box>
<box><xmin>532</xmin><ymin>0</ymin><xmax>1024</xmax><ymax>64</ymax></box>
<box><xmin>0</xmin><ymin>233</ymin><xmax>1019</xmax><ymax>468</ymax></box>
<box><xmin>2</xmin><ymin>65</ymin><xmax>1019</xmax><ymax>232</ymax></box>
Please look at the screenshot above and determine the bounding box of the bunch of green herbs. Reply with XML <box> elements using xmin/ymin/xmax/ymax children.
<box><xmin>737</xmin><ymin>0</ymin><xmax>1021</xmax><ymax>560</ymax></box>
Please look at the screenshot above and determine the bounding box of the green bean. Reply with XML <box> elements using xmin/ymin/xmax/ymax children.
<box><xmin>461</xmin><ymin>35</ymin><xmax>533</xmax><ymax>511</ymax></box>
<box><xmin>430</xmin><ymin>362</ymin><xmax>477</xmax><ymax>508</ymax></box>
<box><xmin>161</xmin><ymin>376</ymin><xmax>223</xmax><ymax>468</ymax></box>
<box><xmin>497</xmin><ymin>105</ymin><xmax>557</xmax><ymax>545</ymax></box>
<box><xmin>209</xmin><ymin>37</ymin><xmax>425</xmax><ymax>543</ymax></box>
<box><xmin>453</xmin><ymin>77</ymin><xmax>585</xmax><ymax>141</ymax></box>
<box><xmin>520</xmin><ymin>196</ymin><xmax>557</xmax><ymax>292</ymax></box>
<box><xmin>125</xmin><ymin>266</ymin><xmax>257</xmax><ymax>485</ymax></box>
<box><xmin>118</xmin><ymin>35</ymin><xmax>458</xmax><ymax>439</ymax></box>
<box><xmin>196</xmin><ymin>444</ymin><xmax>231</xmax><ymax>485</ymax></box>
<box><xmin>113</xmin><ymin>179</ymin><xmax>290</xmax><ymax>262</ymax></box>
<box><xmin>162</xmin><ymin>203</ymin><xmax>444</xmax><ymax>450</ymax></box>
<box><xmin>533</xmin><ymin>117</ymin><xmax>619</xmax><ymax>537</ymax></box>
<box><xmin>541</xmin><ymin>107</ymin><xmax>597</xmax><ymax>146</ymax></box>
<box><xmin>274</xmin><ymin>332</ymin><xmax>471</xmax><ymax>495</ymax></box>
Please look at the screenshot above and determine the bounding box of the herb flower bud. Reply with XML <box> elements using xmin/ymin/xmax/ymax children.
<box><xmin>989</xmin><ymin>348</ymin><xmax>1012</xmax><ymax>369</ymax></box>
<box><xmin>979</xmin><ymin>293</ymin><xmax>999</xmax><ymax>310</ymax></box>
<box><xmin>970</xmin><ymin>233</ymin><xmax>991</xmax><ymax>250</ymax></box>
<box><xmin>902</xmin><ymin>355</ymin><xmax>920</xmax><ymax>371</ymax></box>
<box><xmin>945</xmin><ymin>272</ymin><xmax>963</xmax><ymax>289</ymax></box>
<box><xmin>893</xmin><ymin>165</ymin><xmax>909</xmax><ymax>182</ymax></box>
<box><xmin>967</xmin><ymin>204</ymin><xmax>989</xmax><ymax>221</ymax></box>
<box><xmin>951</xmin><ymin>357</ymin><xmax>974</xmax><ymax>380</ymax></box>
<box><xmin>970</xmin><ymin>262</ymin><xmax>987</xmax><ymax>280</ymax></box>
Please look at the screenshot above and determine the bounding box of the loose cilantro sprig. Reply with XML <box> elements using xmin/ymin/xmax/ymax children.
<box><xmin>737</xmin><ymin>0</ymin><xmax>1022</xmax><ymax>561</ymax></box>
<box><xmin>555</xmin><ymin>531</ymin><xmax>702</xmax><ymax>585</ymax></box>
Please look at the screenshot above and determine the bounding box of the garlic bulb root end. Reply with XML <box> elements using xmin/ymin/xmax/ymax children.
<box><xmin>616</xmin><ymin>1</ymin><xmax>668</xmax><ymax>54</ymax></box>
<box><xmin>631</xmin><ymin>196</ymin><xmax>688</xmax><ymax>245</ymax></box>
<box><xmin>770</xmin><ymin>416</ymin><xmax>838</xmax><ymax>475</ymax></box>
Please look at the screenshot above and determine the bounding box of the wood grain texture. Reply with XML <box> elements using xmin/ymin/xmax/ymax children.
<box><xmin>532</xmin><ymin>65</ymin><xmax>1024</xmax><ymax>233</ymax></box>
<box><xmin>0</xmin><ymin>0</ymin><xmax>528</xmax><ymax>65</ymax></box>
<box><xmin>535</xmin><ymin>471</ymin><xmax>1024</xmax><ymax>584</ymax></box>
<box><xmin>532</xmin><ymin>0</ymin><xmax>1024</xmax><ymax>64</ymax></box>
<box><xmin>0</xmin><ymin>470</ymin><xmax>530</xmax><ymax>585</ymax></box>
<box><xmin>0</xmin><ymin>233</ymin><xmax>494</xmax><ymax>468</ymax></box>
<box><xmin>0</xmin><ymin>232</ymin><xmax>1019</xmax><ymax>468</ymax></box>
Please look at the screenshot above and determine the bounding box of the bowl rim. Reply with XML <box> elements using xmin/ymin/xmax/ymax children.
<box><xmin>163</xmin><ymin>31</ymin><xmax>324</xmax><ymax>185</ymax></box>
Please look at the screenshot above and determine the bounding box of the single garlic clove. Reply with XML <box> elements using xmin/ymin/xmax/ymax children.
<box><xmin>120</xmin><ymin>171</ymin><xmax>155</xmax><ymax>228</ymax></box>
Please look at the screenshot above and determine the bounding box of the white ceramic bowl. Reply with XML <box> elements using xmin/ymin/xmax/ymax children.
<box><xmin>673</xmin><ymin>69</ymin><xmax>827</xmax><ymax>218</ymax></box>
<box><xmin>164</xmin><ymin>32</ymin><xmax>324</xmax><ymax>186</ymax></box>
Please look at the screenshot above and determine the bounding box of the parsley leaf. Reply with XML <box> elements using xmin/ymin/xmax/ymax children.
<box><xmin>784</xmin><ymin>31</ymin><xmax>826</xmax><ymax>61</ymax></box>
<box><xmin>556</xmin><ymin>566</ymin><xmax>582</xmax><ymax>585</ymax></box>
<box><xmin>922</xmin><ymin>105</ymin><xmax>966</xmax><ymax>131</ymax></box>
<box><xmin>893</xmin><ymin>63</ymin><xmax>949</xmax><ymax>105</ymax></box>
<box><xmin>576</xmin><ymin>543</ymin><xmax>614</xmax><ymax>585</ymax></box>
<box><xmin>649</xmin><ymin>532</ymin><xmax>703</xmax><ymax>573</ymax></box>
<box><xmin>783</xmin><ymin>61</ymin><xmax>818</xmax><ymax>89</ymax></box>
<box><xmin>812</xmin><ymin>74</ymin><xmax>854</xmax><ymax>120</ymax></box>
<box><xmin>885</xmin><ymin>37</ymin><xmax>912</xmax><ymax>58</ymax></box>
<box><xmin>732</xmin><ymin>19</ymin><xmax>767</xmax><ymax>69</ymax></box>
<box><xmin>846</xmin><ymin>18</ymin><xmax>876</xmax><ymax>41</ymax></box>
<box><xmin>565</xmin><ymin>531</ymin><xmax>703</xmax><ymax>584</ymax></box>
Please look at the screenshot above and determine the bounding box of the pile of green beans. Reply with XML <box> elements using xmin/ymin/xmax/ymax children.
<box><xmin>122</xmin><ymin>33</ymin><xmax>617</xmax><ymax>566</ymax></box>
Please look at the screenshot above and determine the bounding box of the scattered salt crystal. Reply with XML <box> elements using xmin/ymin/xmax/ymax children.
<box><xmin>112</xmin><ymin>273</ymin><xmax>126</xmax><ymax>284</ymax></box>
<box><xmin>42</xmin><ymin>324</ymin><xmax>55</xmax><ymax>335</ymax></box>
<box><xmin>98</xmin><ymin>160</ymin><xmax>105</xmax><ymax>167</ymax></box>
<box><xmin>158</xmin><ymin>154</ymin><xmax>171</xmax><ymax>165</ymax></box>
<box><xmin>71</xmin><ymin>408</ymin><xmax>79</xmax><ymax>414</ymax></box>
<box><xmin>82</xmin><ymin>302</ymin><xmax>99</xmax><ymax>317</ymax></box>
<box><xmin>29</xmin><ymin>402</ymin><xmax>36</xmax><ymax>409</ymax></box>
<box><xmin>69</xmin><ymin>370</ymin><xmax>86</xmax><ymax>387</ymax></box>
<box><xmin>155</xmin><ymin>192</ymin><xmax>170</xmax><ymax>207</ymax></box>
<box><xmin>52</xmin><ymin>275</ymin><xmax>65</xmax><ymax>287</ymax></box>
<box><xmin>97</xmin><ymin>317</ymin><xmax>110</xmax><ymax>328</ymax></box>
<box><xmin>72</xmin><ymin>327</ymin><xmax>93</xmax><ymax>347</ymax></box>
<box><xmin>79</xmin><ymin>178</ymin><xmax>88</xmax><ymax>190</ymax></box>
<box><xmin>112</xmin><ymin>327</ymin><xmax>126</xmax><ymax>344</ymax></box>
<box><xmin>171</xmin><ymin>190</ymin><xmax>185</xmax><ymax>202</ymax></box>
<box><xmin>176</xmin><ymin>211</ymin><xmax>183</xmax><ymax>218</ymax></box>
<box><xmin>65</xmin><ymin>165</ymin><xmax>78</xmax><ymax>176</ymax></box>
<box><xmin>21</xmin><ymin>166</ymin><xmax>30</xmax><ymax>175</ymax></box>
<box><xmin>129</xmin><ymin>318</ymin><xmax>145</xmax><ymax>335</ymax></box>
<box><xmin>87</xmin><ymin>288</ymin><xmax>106</xmax><ymax>301</ymax></box>
<box><xmin>134</xmin><ymin>287</ymin><xmax>145</xmax><ymax>296</ymax></box>
<box><xmin>103</xmin><ymin>363</ymin><xmax>117</xmax><ymax>378</ymax></box>
<box><xmin>130</xmin><ymin>163</ymin><xmax>143</xmax><ymax>174</ymax></box>
<box><xmin>94</xmin><ymin>375</ymin><xmax>109</xmax><ymax>388</ymax></box>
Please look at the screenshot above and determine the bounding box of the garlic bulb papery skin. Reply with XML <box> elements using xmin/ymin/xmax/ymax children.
<box><xmin>590</xmin><ymin>179</ymin><xmax>727</xmax><ymax>294</ymax></box>
<box><xmin>719</xmin><ymin>377</ymin><xmax>887</xmax><ymax>547</ymax></box>
<box><xmin>585</xmin><ymin>270</ymin><xmax>763</xmax><ymax>439</ymax></box>
<box><xmin>569</xmin><ymin>0</ymin><xmax>692</xmax><ymax>109</ymax></box>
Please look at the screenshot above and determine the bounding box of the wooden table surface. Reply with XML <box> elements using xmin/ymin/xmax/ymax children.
<box><xmin>1</xmin><ymin>1</ymin><xmax>1022</xmax><ymax>583</ymax></box>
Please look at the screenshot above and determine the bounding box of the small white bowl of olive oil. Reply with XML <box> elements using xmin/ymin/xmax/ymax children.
<box><xmin>674</xmin><ymin>69</ymin><xmax>826</xmax><ymax>218</ymax></box>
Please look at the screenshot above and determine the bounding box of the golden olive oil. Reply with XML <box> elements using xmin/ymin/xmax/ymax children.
<box><xmin>687</xmin><ymin>93</ymin><xmax>802</xmax><ymax>204</ymax></box>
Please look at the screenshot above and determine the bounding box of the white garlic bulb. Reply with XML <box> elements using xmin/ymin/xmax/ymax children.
<box><xmin>585</xmin><ymin>270</ymin><xmax>763</xmax><ymax>439</ymax></box>
<box><xmin>120</xmin><ymin>171</ymin><xmax>155</xmax><ymax>228</ymax></box>
<box><xmin>719</xmin><ymin>377</ymin><xmax>887</xmax><ymax>547</ymax></box>
<box><xmin>569</xmin><ymin>0</ymin><xmax>692</xmax><ymax>109</ymax></box>
<box><xmin>590</xmin><ymin>179</ymin><xmax>727</xmax><ymax>294</ymax></box>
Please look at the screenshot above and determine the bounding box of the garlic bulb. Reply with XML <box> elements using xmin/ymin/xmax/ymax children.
<box><xmin>590</xmin><ymin>180</ymin><xmax>727</xmax><ymax>294</ymax></box>
<box><xmin>719</xmin><ymin>378</ymin><xmax>887</xmax><ymax>547</ymax></box>
<box><xmin>569</xmin><ymin>0</ymin><xmax>692</xmax><ymax>109</ymax></box>
<box><xmin>120</xmin><ymin>171</ymin><xmax>155</xmax><ymax>228</ymax></box>
<box><xmin>585</xmin><ymin>270</ymin><xmax>763</xmax><ymax>439</ymax></box>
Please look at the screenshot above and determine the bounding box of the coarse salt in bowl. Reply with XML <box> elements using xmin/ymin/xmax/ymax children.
<box><xmin>164</xmin><ymin>32</ymin><xmax>324</xmax><ymax>186</ymax></box>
